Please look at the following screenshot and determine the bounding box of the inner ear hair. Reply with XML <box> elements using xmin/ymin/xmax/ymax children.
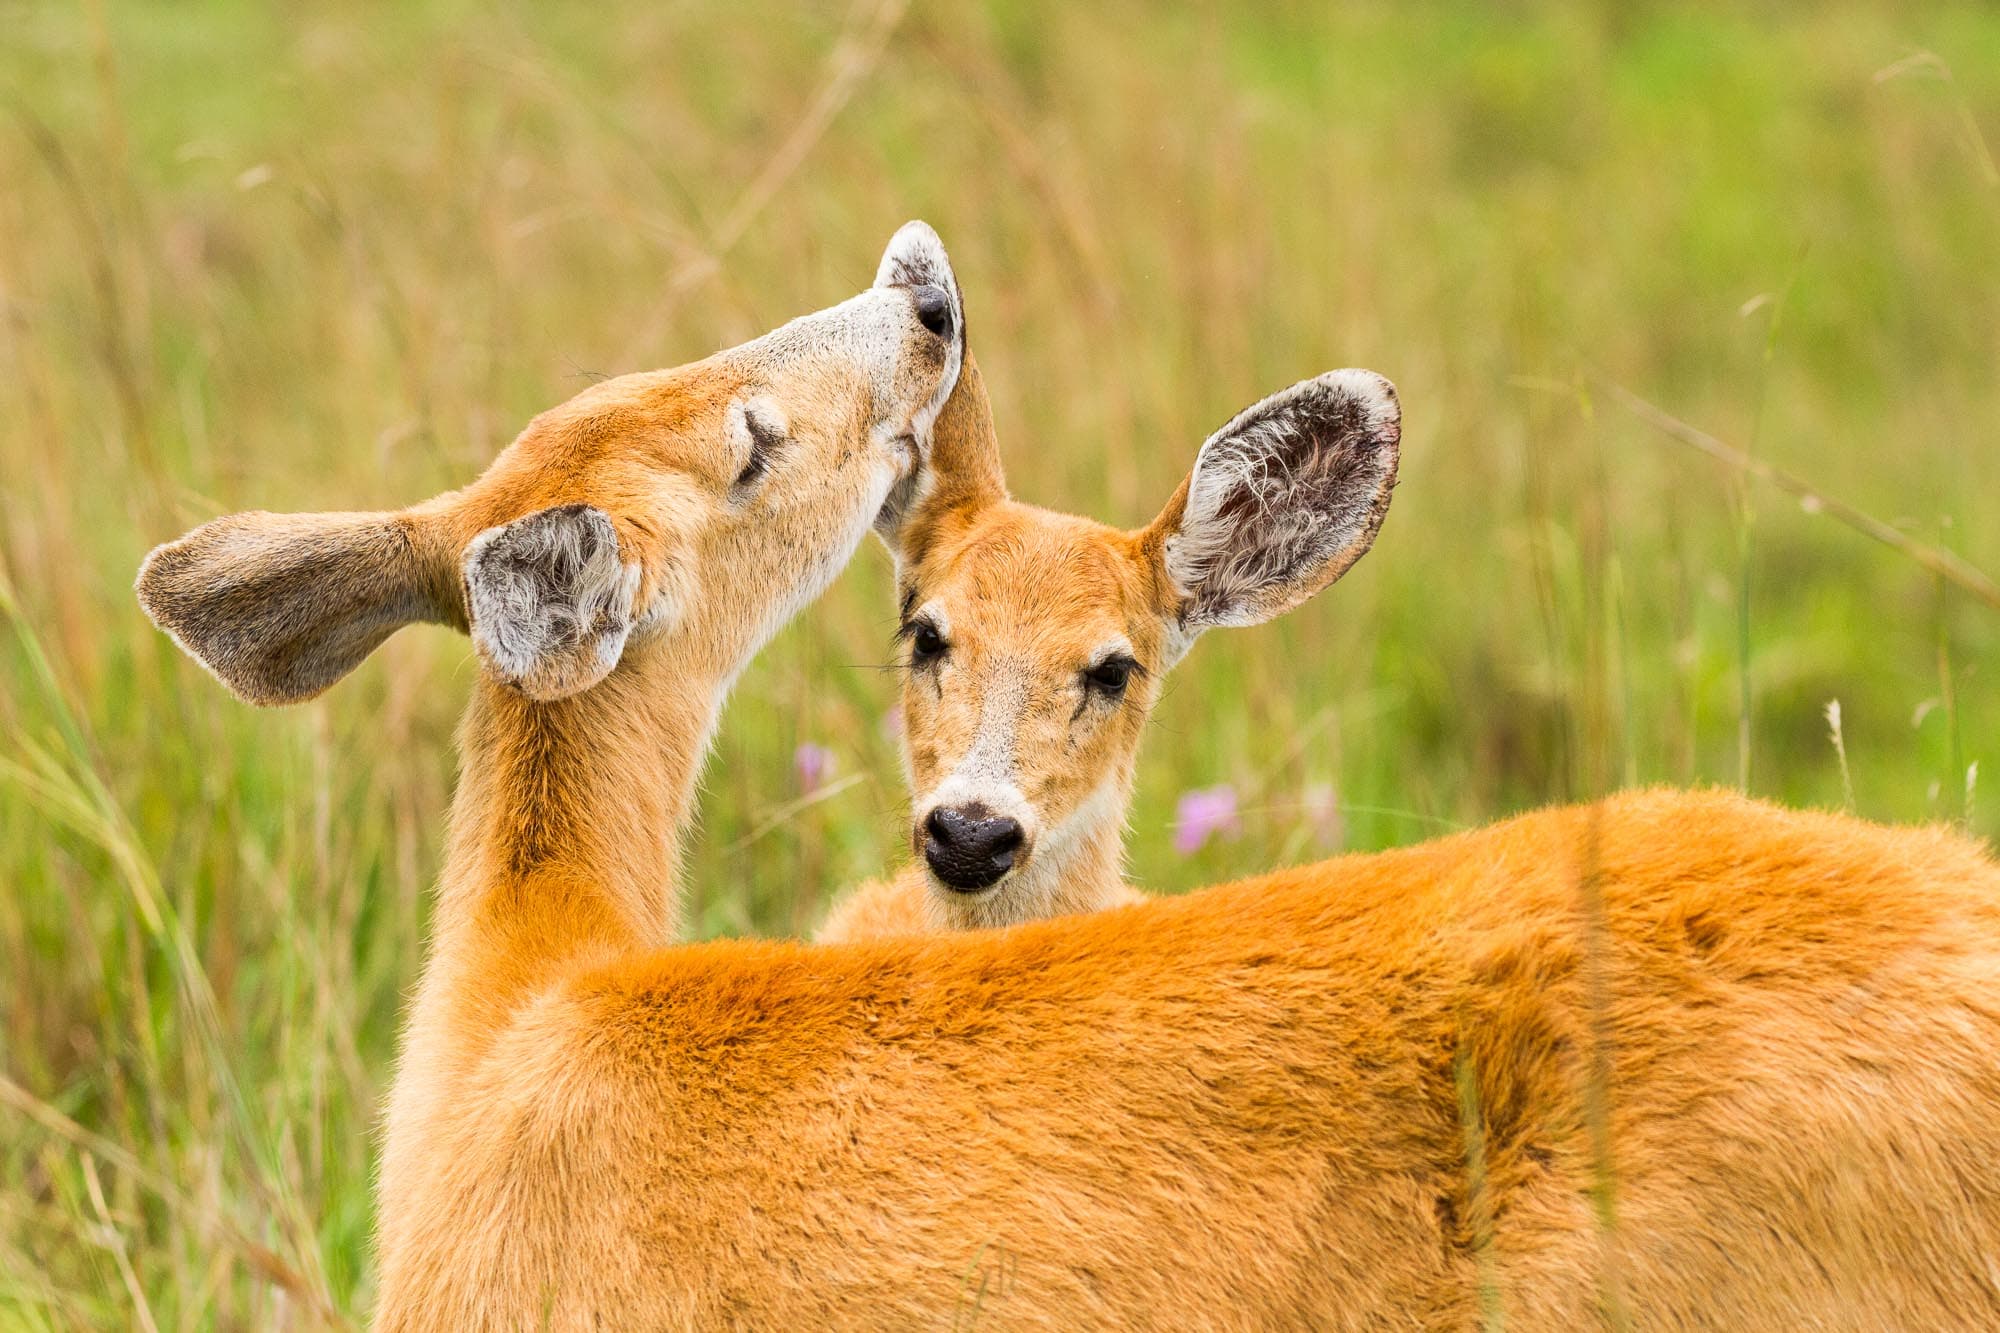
<box><xmin>1152</xmin><ymin>368</ymin><xmax>1401</xmax><ymax>632</ymax></box>
<box><xmin>137</xmin><ymin>507</ymin><xmax>462</xmax><ymax>706</ymax></box>
<box><xmin>462</xmin><ymin>503</ymin><xmax>642</xmax><ymax>702</ymax></box>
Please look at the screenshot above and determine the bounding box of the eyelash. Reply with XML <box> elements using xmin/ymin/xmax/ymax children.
<box><xmin>734</xmin><ymin>412</ymin><xmax>785</xmax><ymax>490</ymax></box>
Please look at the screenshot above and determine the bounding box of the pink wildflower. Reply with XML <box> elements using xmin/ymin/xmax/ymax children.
<box><xmin>1173</xmin><ymin>785</ymin><xmax>1241</xmax><ymax>856</ymax></box>
<box><xmin>793</xmin><ymin>742</ymin><xmax>836</xmax><ymax>795</ymax></box>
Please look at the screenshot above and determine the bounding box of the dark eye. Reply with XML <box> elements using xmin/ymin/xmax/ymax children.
<box><xmin>1084</xmin><ymin>656</ymin><xmax>1136</xmax><ymax>696</ymax></box>
<box><xmin>908</xmin><ymin>621</ymin><xmax>947</xmax><ymax>667</ymax></box>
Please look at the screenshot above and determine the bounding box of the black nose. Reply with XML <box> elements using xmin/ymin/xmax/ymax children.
<box><xmin>922</xmin><ymin>804</ymin><xmax>1024</xmax><ymax>891</ymax></box>
<box><xmin>910</xmin><ymin>284</ymin><xmax>954</xmax><ymax>340</ymax></box>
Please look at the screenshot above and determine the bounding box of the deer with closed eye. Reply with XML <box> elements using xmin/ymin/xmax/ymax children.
<box><xmin>140</xmin><ymin>223</ymin><xmax>971</xmax><ymax>1327</ymax></box>
<box><xmin>817</xmin><ymin>357</ymin><xmax>1396</xmax><ymax>941</ymax></box>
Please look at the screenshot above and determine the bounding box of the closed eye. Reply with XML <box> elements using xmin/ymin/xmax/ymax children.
<box><xmin>734</xmin><ymin>404</ymin><xmax>788</xmax><ymax>490</ymax></box>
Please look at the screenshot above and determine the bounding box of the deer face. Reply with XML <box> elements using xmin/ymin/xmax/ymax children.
<box><xmin>452</xmin><ymin>224</ymin><xmax>966</xmax><ymax>698</ymax></box>
<box><xmin>888</xmin><ymin>368</ymin><xmax>1401</xmax><ymax>927</ymax></box>
<box><xmin>897</xmin><ymin>508</ymin><xmax>1167</xmax><ymax>905</ymax></box>
<box><xmin>137</xmin><ymin>223</ymin><xmax>965</xmax><ymax>707</ymax></box>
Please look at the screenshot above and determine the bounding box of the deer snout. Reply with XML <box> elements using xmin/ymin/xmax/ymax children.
<box><xmin>921</xmin><ymin>803</ymin><xmax>1026</xmax><ymax>892</ymax></box>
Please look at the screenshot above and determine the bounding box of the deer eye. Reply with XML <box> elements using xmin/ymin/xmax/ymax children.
<box><xmin>908</xmin><ymin>620</ymin><xmax>948</xmax><ymax>667</ymax></box>
<box><xmin>1083</xmin><ymin>655</ymin><xmax>1137</xmax><ymax>697</ymax></box>
<box><xmin>733</xmin><ymin>403</ymin><xmax>786</xmax><ymax>492</ymax></box>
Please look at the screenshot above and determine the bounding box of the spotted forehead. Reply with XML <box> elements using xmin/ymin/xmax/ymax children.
<box><xmin>913</xmin><ymin>504</ymin><xmax>1155</xmax><ymax>654</ymax></box>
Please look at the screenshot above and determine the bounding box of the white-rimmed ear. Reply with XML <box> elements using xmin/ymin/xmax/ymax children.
<box><xmin>143</xmin><ymin>498</ymin><xmax>675</xmax><ymax>706</ymax></box>
<box><xmin>463</xmin><ymin>503</ymin><xmax>647</xmax><ymax>701</ymax></box>
<box><xmin>1143</xmin><ymin>370</ymin><xmax>1400</xmax><ymax>646</ymax></box>
<box><xmin>137</xmin><ymin>508</ymin><xmax>460</xmax><ymax>706</ymax></box>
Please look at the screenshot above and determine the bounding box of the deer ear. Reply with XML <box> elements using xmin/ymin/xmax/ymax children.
<box><xmin>1144</xmin><ymin>370</ymin><xmax>1400</xmax><ymax>643</ymax></box>
<box><xmin>137</xmin><ymin>508</ymin><xmax>461</xmax><ymax>706</ymax></box>
<box><xmin>461</xmin><ymin>503</ymin><xmax>659</xmax><ymax>701</ymax></box>
<box><xmin>876</xmin><ymin>353</ymin><xmax>1006</xmax><ymax>564</ymax></box>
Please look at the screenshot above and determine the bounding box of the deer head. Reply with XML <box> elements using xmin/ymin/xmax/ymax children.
<box><xmin>137</xmin><ymin>223</ymin><xmax>966</xmax><ymax>709</ymax></box>
<box><xmin>881</xmin><ymin>368</ymin><xmax>1400</xmax><ymax>928</ymax></box>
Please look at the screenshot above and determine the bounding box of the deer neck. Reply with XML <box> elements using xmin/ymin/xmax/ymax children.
<box><xmin>1039</xmin><ymin>811</ymin><xmax>1130</xmax><ymax>916</ymax></box>
<box><xmin>437</xmin><ymin>631</ymin><xmax>727</xmax><ymax>970</ymax></box>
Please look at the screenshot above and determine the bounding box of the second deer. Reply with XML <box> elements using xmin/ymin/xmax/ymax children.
<box><xmin>818</xmin><ymin>356</ymin><xmax>1397</xmax><ymax>940</ymax></box>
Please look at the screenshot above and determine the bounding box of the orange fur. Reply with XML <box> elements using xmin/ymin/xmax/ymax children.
<box><xmin>364</xmin><ymin>349</ymin><xmax>2000</xmax><ymax>1323</ymax></box>
<box><xmin>382</xmin><ymin>789</ymin><xmax>2000</xmax><ymax>1328</ymax></box>
<box><xmin>365</xmin><ymin>374</ymin><xmax>2000</xmax><ymax>1329</ymax></box>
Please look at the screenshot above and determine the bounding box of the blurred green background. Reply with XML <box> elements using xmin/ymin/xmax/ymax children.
<box><xmin>3</xmin><ymin>0</ymin><xmax>1996</xmax><ymax>1324</ymax></box>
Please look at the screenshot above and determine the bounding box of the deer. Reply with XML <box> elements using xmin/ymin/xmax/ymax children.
<box><xmin>138</xmin><ymin>226</ymin><xmax>2000</xmax><ymax>1329</ymax></box>
<box><xmin>815</xmin><ymin>355</ymin><xmax>1396</xmax><ymax>942</ymax></box>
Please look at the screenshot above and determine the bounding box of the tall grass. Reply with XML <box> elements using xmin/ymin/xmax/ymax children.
<box><xmin>2</xmin><ymin>1</ymin><xmax>1996</xmax><ymax>1323</ymax></box>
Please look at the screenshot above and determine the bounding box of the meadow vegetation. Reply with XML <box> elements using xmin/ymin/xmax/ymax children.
<box><xmin>2</xmin><ymin>1</ymin><xmax>1996</xmax><ymax>1323</ymax></box>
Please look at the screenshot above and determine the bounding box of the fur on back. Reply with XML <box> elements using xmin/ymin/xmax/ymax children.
<box><xmin>376</xmin><ymin>788</ymin><xmax>2000</xmax><ymax>1329</ymax></box>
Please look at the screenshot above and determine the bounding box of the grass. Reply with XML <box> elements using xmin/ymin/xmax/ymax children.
<box><xmin>2</xmin><ymin>0</ymin><xmax>1997</xmax><ymax>1323</ymax></box>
